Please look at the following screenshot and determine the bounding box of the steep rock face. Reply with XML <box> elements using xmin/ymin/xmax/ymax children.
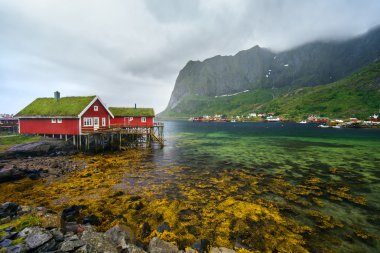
<box><xmin>165</xmin><ymin>26</ymin><xmax>380</xmax><ymax>113</ymax></box>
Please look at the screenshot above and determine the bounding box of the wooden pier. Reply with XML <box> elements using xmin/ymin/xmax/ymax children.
<box><xmin>45</xmin><ymin>123</ymin><xmax>164</xmax><ymax>152</ymax></box>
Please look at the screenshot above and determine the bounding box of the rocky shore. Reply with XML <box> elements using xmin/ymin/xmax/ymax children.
<box><xmin>0</xmin><ymin>202</ymin><xmax>236</xmax><ymax>253</ymax></box>
<box><xmin>0</xmin><ymin>139</ymin><xmax>84</xmax><ymax>182</ymax></box>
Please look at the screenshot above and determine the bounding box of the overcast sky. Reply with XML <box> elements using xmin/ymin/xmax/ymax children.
<box><xmin>1</xmin><ymin>0</ymin><xmax>380</xmax><ymax>114</ymax></box>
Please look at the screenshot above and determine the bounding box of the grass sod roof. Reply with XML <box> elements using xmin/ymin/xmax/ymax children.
<box><xmin>109</xmin><ymin>107</ymin><xmax>155</xmax><ymax>117</ymax></box>
<box><xmin>15</xmin><ymin>96</ymin><xmax>96</xmax><ymax>117</ymax></box>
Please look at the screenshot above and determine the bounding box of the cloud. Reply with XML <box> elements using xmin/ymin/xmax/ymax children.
<box><xmin>0</xmin><ymin>0</ymin><xmax>379</xmax><ymax>114</ymax></box>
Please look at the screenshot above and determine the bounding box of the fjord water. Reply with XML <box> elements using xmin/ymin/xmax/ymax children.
<box><xmin>147</xmin><ymin>121</ymin><xmax>380</xmax><ymax>252</ymax></box>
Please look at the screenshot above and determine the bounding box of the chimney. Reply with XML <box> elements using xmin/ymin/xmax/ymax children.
<box><xmin>54</xmin><ymin>91</ymin><xmax>60</xmax><ymax>101</ymax></box>
<box><xmin>135</xmin><ymin>103</ymin><xmax>136</xmax><ymax>109</ymax></box>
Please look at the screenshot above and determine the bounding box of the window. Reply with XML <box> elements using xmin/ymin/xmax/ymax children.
<box><xmin>141</xmin><ymin>117</ymin><xmax>146</xmax><ymax>123</ymax></box>
<box><xmin>102</xmin><ymin>117</ymin><xmax>106</xmax><ymax>126</ymax></box>
<box><xmin>57</xmin><ymin>119</ymin><xmax>62</xmax><ymax>124</ymax></box>
<box><xmin>94</xmin><ymin>106</ymin><xmax>98</xmax><ymax>111</ymax></box>
<box><xmin>83</xmin><ymin>117</ymin><xmax>93</xmax><ymax>126</ymax></box>
<box><xmin>129</xmin><ymin>117</ymin><xmax>133</xmax><ymax>121</ymax></box>
<box><xmin>51</xmin><ymin>119</ymin><xmax>56</xmax><ymax>123</ymax></box>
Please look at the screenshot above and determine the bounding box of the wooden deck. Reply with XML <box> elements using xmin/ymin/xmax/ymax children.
<box><xmin>75</xmin><ymin>123</ymin><xmax>164</xmax><ymax>151</ymax></box>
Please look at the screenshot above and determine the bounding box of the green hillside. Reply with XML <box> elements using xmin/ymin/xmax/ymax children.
<box><xmin>159</xmin><ymin>60</ymin><xmax>380</xmax><ymax>120</ymax></box>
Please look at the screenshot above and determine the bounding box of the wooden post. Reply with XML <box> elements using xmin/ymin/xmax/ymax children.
<box><xmin>119</xmin><ymin>133</ymin><xmax>122</xmax><ymax>150</ymax></box>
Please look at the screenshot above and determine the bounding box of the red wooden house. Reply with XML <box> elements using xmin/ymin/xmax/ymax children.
<box><xmin>15</xmin><ymin>92</ymin><xmax>114</xmax><ymax>135</ymax></box>
<box><xmin>0</xmin><ymin>115</ymin><xmax>18</xmax><ymax>133</ymax></box>
<box><xmin>109</xmin><ymin>107</ymin><xmax>155</xmax><ymax>127</ymax></box>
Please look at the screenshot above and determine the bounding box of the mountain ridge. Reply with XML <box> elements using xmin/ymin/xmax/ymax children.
<box><xmin>161</xmin><ymin>26</ymin><xmax>380</xmax><ymax>118</ymax></box>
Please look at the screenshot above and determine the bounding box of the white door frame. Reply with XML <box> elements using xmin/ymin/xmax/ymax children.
<box><xmin>94</xmin><ymin>117</ymin><xmax>99</xmax><ymax>130</ymax></box>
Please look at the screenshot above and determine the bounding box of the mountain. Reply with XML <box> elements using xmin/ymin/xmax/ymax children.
<box><xmin>160</xmin><ymin>26</ymin><xmax>380</xmax><ymax>119</ymax></box>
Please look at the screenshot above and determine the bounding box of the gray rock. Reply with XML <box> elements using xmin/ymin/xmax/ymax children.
<box><xmin>184</xmin><ymin>248</ymin><xmax>197</xmax><ymax>253</ymax></box>
<box><xmin>191</xmin><ymin>239</ymin><xmax>210</xmax><ymax>253</ymax></box>
<box><xmin>65</xmin><ymin>234</ymin><xmax>80</xmax><ymax>241</ymax></box>
<box><xmin>18</xmin><ymin>206</ymin><xmax>33</xmax><ymax>216</ymax></box>
<box><xmin>60</xmin><ymin>239</ymin><xmax>86</xmax><ymax>251</ymax></box>
<box><xmin>0</xmin><ymin>202</ymin><xmax>19</xmax><ymax>218</ymax></box>
<box><xmin>33</xmin><ymin>238</ymin><xmax>56</xmax><ymax>253</ymax></box>
<box><xmin>74</xmin><ymin>244</ymin><xmax>99</xmax><ymax>253</ymax></box>
<box><xmin>0</xmin><ymin>216</ymin><xmax>11</xmax><ymax>224</ymax></box>
<box><xmin>210</xmin><ymin>247</ymin><xmax>236</xmax><ymax>253</ymax></box>
<box><xmin>125</xmin><ymin>244</ymin><xmax>147</xmax><ymax>253</ymax></box>
<box><xmin>62</xmin><ymin>221</ymin><xmax>79</xmax><ymax>234</ymax></box>
<box><xmin>104</xmin><ymin>224</ymin><xmax>135</xmax><ymax>250</ymax></box>
<box><xmin>2</xmin><ymin>231</ymin><xmax>18</xmax><ymax>240</ymax></box>
<box><xmin>21</xmin><ymin>227</ymin><xmax>53</xmax><ymax>249</ymax></box>
<box><xmin>156</xmin><ymin>222</ymin><xmax>170</xmax><ymax>233</ymax></box>
<box><xmin>5</xmin><ymin>244</ymin><xmax>27</xmax><ymax>253</ymax></box>
<box><xmin>148</xmin><ymin>237</ymin><xmax>178</xmax><ymax>253</ymax></box>
<box><xmin>50</xmin><ymin>228</ymin><xmax>64</xmax><ymax>242</ymax></box>
<box><xmin>81</xmin><ymin>230</ymin><xmax>118</xmax><ymax>253</ymax></box>
<box><xmin>0</xmin><ymin>238</ymin><xmax>12</xmax><ymax>247</ymax></box>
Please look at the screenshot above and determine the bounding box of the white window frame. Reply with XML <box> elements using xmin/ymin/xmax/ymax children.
<box><xmin>57</xmin><ymin>119</ymin><xmax>62</xmax><ymax>123</ymax></box>
<box><xmin>141</xmin><ymin>117</ymin><xmax>146</xmax><ymax>123</ymax></box>
<box><xmin>51</xmin><ymin>118</ymin><xmax>56</xmax><ymax>123</ymax></box>
<box><xmin>83</xmin><ymin>117</ymin><xmax>93</xmax><ymax>126</ymax></box>
<box><xmin>129</xmin><ymin>117</ymin><xmax>133</xmax><ymax>121</ymax></box>
<box><xmin>102</xmin><ymin>117</ymin><xmax>106</xmax><ymax>126</ymax></box>
<box><xmin>94</xmin><ymin>106</ymin><xmax>98</xmax><ymax>111</ymax></box>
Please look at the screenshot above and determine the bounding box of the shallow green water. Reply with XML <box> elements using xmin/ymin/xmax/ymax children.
<box><xmin>143</xmin><ymin>121</ymin><xmax>380</xmax><ymax>252</ymax></box>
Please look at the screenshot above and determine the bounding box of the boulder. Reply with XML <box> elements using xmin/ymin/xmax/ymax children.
<box><xmin>191</xmin><ymin>239</ymin><xmax>210</xmax><ymax>253</ymax></box>
<box><xmin>60</xmin><ymin>239</ymin><xmax>86</xmax><ymax>252</ymax></box>
<box><xmin>50</xmin><ymin>228</ymin><xmax>64</xmax><ymax>242</ymax></box>
<box><xmin>148</xmin><ymin>237</ymin><xmax>178</xmax><ymax>253</ymax></box>
<box><xmin>8</xmin><ymin>139</ymin><xmax>74</xmax><ymax>157</ymax></box>
<box><xmin>0</xmin><ymin>238</ymin><xmax>12</xmax><ymax>248</ymax></box>
<box><xmin>5</xmin><ymin>244</ymin><xmax>27</xmax><ymax>253</ymax></box>
<box><xmin>74</xmin><ymin>244</ymin><xmax>99</xmax><ymax>253</ymax></box>
<box><xmin>0</xmin><ymin>167</ymin><xmax>25</xmax><ymax>182</ymax></box>
<box><xmin>210</xmin><ymin>247</ymin><xmax>236</xmax><ymax>253</ymax></box>
<box><xmin>1</xmin><ymin>231</ymin><xmax>18</xmax><ymax>240</ymax></box>
<box><xmin>80</xmin><ymin>230</ymin><xmax>118</xmax><ymax>253</ymax></box>
<box><xmin>21</xmin><ymin>226</ymin><xmax>53</xmax><ymax>249</ymax></box>
<box><xmin>104</xmin><ymin>224</ymin><xmax>135</xmax><ymax>250</ymax></box>
<box><xmin>125</xmin><ymin>244</ymin><xmax>147</xmax><ymax>253</ymax></box>
<box><xmin>33</xmin><ymin>238</ymin><xmax>57</xmax><ymax>253</ymax></box>
<box><xmin>0</xmin><ymin>202</ymin><xmax>20</xmax><ymax>219</ymax></box>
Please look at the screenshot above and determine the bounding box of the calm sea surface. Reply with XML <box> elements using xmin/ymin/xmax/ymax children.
<box><xmin>143</xmin><ymin>121</ymin><xmax>380</xmax><ymax>252</ymax></box>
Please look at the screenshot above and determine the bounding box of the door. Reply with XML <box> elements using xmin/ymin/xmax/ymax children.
<box><xmin>94</xmin><ymin>117</ymin><xmax>99</xmax><ymax>130</ymax></box>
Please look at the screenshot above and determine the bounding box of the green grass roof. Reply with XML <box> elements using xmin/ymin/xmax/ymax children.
<box><xmin>109</xmin><ymin>107</ymin><xmax>155</xmax><ymax>117</ymax></box>
<box><xmin>16</xmin><ymin>96</ymin><xmax>96</xmax><ymax>117</ymax></box>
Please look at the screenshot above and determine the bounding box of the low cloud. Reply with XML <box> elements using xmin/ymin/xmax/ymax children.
<box><xmin>0</xmin><ymin>0</ymin><xmax>379</xmax><ymax>113</ymax></box>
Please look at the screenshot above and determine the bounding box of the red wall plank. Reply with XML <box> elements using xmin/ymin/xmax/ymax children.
<box><xmin>110</xmin><ymin>116</ymin><xmax>154</xmax><ymax>127</ymax></box>
<box><xmin>19</xmin><ymin>118</ymin><xmax>79</xmax><ymax>135</ymax></box>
